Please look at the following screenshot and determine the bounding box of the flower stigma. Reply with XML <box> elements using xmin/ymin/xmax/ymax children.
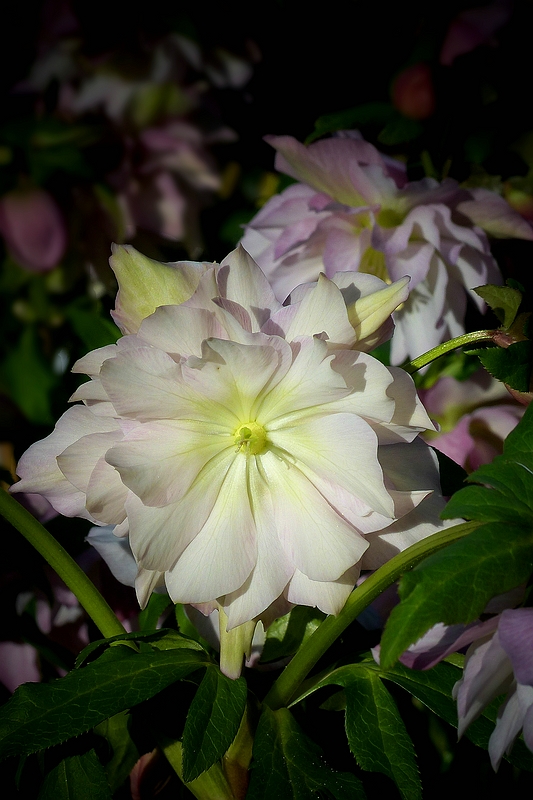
<box><xmin>234</xmin><ymin>421</ymin><xmax>268</xmax><ymax>455</ymax></box>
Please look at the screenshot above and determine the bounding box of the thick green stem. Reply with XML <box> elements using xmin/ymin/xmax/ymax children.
<box><xmin>402</xmin><ymin>330</ymin><xmax>495</xmax><ymax>374</ymax></box>
<box><xmin>0</xmin><ymin>488</ymin><xmax>126</xmax><ymax>638</ymax></box>
<box><xmin>263</xmin><ymin>521</ymin><xmax>479</xmax><ymax>710</ymax></box>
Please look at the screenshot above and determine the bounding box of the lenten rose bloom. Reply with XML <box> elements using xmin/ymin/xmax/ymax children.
<box><xmin>240</xmin><ymin>133</ymin><xmax>533</xmax><ymax>364</ymax></box>
<box><xmin>11</xmin><ymin>243</ymin><xmax>452</xmax><ymax>635</ymax></box>
<box><xmin>399</xmin><ymin>603</ymin><xmax>533</xmax><ymax>770</ymax></box>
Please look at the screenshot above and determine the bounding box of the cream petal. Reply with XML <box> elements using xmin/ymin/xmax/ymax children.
<box><xmin>57</xmin><ymin>430</ymin><xmax>123</xmax><ymax>492</ymax></box>
<box><xmin>11</xmin><ymin>407</ymin><xmax>120</xmax><ymax>519</ymax></box>
<box><xmin>270</xmin><ymin>412</ymin><xmax>394</xmax><ymax>518</ymax></box>
<box><xmin>126</xmin><ymin>448</ymin><xmax>236</xmax><ymax>570</ymax></box>
<box><xmin>218</xmin><ymin>245</ymin><xmax>281</xmax><ymax>328</ymax></box>
<box><xmin>258</xmin><ymin>336</ymin><xmax>349</xmax><ymax>425</ymax></box>
<box><xmin>327</xmin><ymin>349</ymin><xmax>395</xmax><ymax>424</ymax></box>
<box><xmin>286</xmin><ymin>565</ymin><xmax>360</xmax><ymax>615</ymax></box>
<box><xmin>135</xmin><ymin>568</ymin><xmax>167</xmax><ymax>609</ymax></box>
<box><xmin>106</xmin><ymin>419</ymin><xmax>233</xmax><ymax>507</ymax></box>
<box><xmin>138</xmin><ymin>305</ymin><xmax>226</xmax><ymax>357</ymax></box>
<box><xmin>165</xmin><ymin>455</ymin><xmax>257</xmax><ymax>602</ymax></box>
<box><xmin>85</xmin><ymin>457</ymin><xmax>129</xmax><ymax>524</ymax></box>
<box><xmin>260</xmin><ymin>450</ymin><xmax>368</xmax><ymax>581</ymax></box>
<box><xmin>221</xmin><ymin>458</ymin><xmax>294</xmax><ymax>627</ymax></box>
<box><xmin>280</xmin><ymin>273</ymin><xmax>357</xmax><ymax>347</ymax></box>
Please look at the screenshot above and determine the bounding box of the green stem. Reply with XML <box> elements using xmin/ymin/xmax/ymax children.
<box><xmin>402</xmin><ymin>330</ymin><xmax>495</xmax><ymax>374</ymax></box>
<box><xmin>0</xmin><ymin>488</ymin><xmax>126</xmax><ymax>638</ymax></box>
<box><xmin>263</xmin><ymin>520</ymin><xmax>479</xmax><ymax>710</ymax></box>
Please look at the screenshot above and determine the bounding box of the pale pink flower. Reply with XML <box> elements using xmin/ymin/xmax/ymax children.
<box><xmin>420</xmin><ymin>370</ymin><xmax>524</xmax><ymax>472</ymax></box>
<box><xmin>241</xmin><ymin>133</ymin><xmax>533</xmax><ymax>364</ymax></box>
<box><xmin>0</xmin><ymin>188</ymin><xmax>67</xmax><ymax>272</ymax></box>
<box><xmin>11</xmin><ymin>244</ymin><xmax>452</xmax><ymax>630</ymax></box>
<box><xmin>399</xmin><ymin>605</ymin><xmax>533</xmax><ymax>770</ymax></box>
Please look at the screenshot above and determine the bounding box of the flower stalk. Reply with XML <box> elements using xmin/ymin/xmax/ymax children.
<box><xmin>401</xmin><ymin>330</ymin><xmax>495</xmax><ymax>374</ymax></box>
<box><xmin>0</xmin><ymin>488</ymin><xmax>126</xmax><ymax>639</ymax></box>
<box><xmin>263</xmin><ymin>520</ymin><xmax>480</xmax><ymax>710</ymax></box>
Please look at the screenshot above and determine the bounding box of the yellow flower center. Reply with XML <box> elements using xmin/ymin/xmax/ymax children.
<box><xmin>234</xmin><ymin>421</ymin><xmax>268</xmax><ymax>455</ymax></box>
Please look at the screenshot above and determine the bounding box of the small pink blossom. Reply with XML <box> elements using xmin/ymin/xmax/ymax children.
<box><xmin>241</xmin><ymin>133</ymin><xmax>532</xmax><ymax>364</ymax></box>
<box><xmin>391</xmin><ymin>63</ymin><xmax>435</xmax><ymax>120</ymax></box>
<box><xmin>0</xmin><ymin>188</ymin><xmax>67</xmax><ymax>272</ymax></box>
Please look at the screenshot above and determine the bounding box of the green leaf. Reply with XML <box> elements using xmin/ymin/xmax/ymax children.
<box><xmin>1</xmin><ymin>326</ymin><xmax>58</xmax><ymax>424</ymax></box>
<box><xmin>74</xmin><ymin>627</ymin><xmax>204</xmax><ymax>668</ymax></box>
<box><xmin>377</xmin><ymin>115</ymin><xmax>423</xmax><ymax>146</ymax></box>
<box><xmin>138</xmin><ymin>592</ymin><xmax>172</xmax><ymax>630</ymax></box>
<box><xmin>94</xmin><ymin>711</ymin><xmax>139</xmax><ymax>792</ymax></box>
<box><xmin>261</xmin><ymin>606</ymin><xmax>326</xmax><ymax>663</ymax></box>
<box><xmin>380</xmin><ymin>404</ymin><xmax>533</xmax><ymax>668</ymax></box>
<box><xmin>247</xmin><ymin>707</ymin><xmax>366</xmax><ymax>799</ymax></box>
<box><xmin>471</xmin><ymin>340</ymin><xmax>532</xmax><ymax>392</ymax></box>
<box><xmin>307</xmin><ymin>102</ymin><xmax>394</xmax><ymax>143</ymax></box>
<box><xmin>473</xmin><ymin>284</ymin><xmax>523</xmax><ymax>328</ymax></box>
<box><xmin>182</xmin><ymin>668</ymin><xmax>248</xmax><ymax>782</ymax></box>
<box><xmin>0</xmin><ymin>647</ymin><xmax>208</xmax><ymax>761</ymax></box>
<box><xmin>65</xmin><ymin>304</ymin><xmax>121</xmax><ymax>351</ymax></box>
<box><xmin>37</xmin><ymin>750</ymin><xmax>112</xmax><ymax>800</ymax></box>
<box><xmin>293</xmin><ymin>664</ymin><xmax>420</xmax><ymax>799</ymax></box>
<box><xmin>379</xmin><ymin>522</ymin><xmax>533</xmax><ymax>669</ymax></box>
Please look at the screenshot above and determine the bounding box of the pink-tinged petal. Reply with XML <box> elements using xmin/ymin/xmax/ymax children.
<box><xmin>165</xmin><ymin>455</ymin><xmax>257</xmax><ymax>602</ymax></box>
<box><xmin>270</xmin><ymin>412</ymin><xmax>394</xmax><ymax>518</ymax></box>
<box><xmin>440</xmin><ymin>3</ymin><xmax>513</xmax><ymax>67</ymax></box>
<box><xmin>400</xmin><ymin>617</ymin><xmax>499</xmax><ymax>671</ymax></box>
<box><xmin>138</xmin><ymin>305</ymin><xmax>225</xmax><ymax>357</ymax></box>
<box><xmin>127</xmin><ymin>171</ymin><xmax>186</xmax><ymax>241</ymax></box>
<box><xmin>106</xmin><ymin>420</ymin><xmax>232</xmax><ymax>507</ymax></box>
<box><xmin>321</xmin><ymin>217</ymin><xmax>372</xmax><ymax>275</ymax></box>
<box><xmin>457</xmin><ymin>187</ymin><xmax>533</xmax><ymax>239</ymax></box>
<box><xmin>0</xmin><ymin>188</ymin><xmax>66</xmax><ymax>273</ymax></box>
<box><xmin>362</xmin><ymin>492</ymin><xmax>454</xmax><ymax>570</ymax></box>
<box><xmin>57</xmin><ymin>430</ymin><xmax>123</xmax><ymax>492</ymax></box>
<box><xmin>265</xmin><ymin>135</ymin><xmax>389</xmax><ymax>207</ymax></box>
<box><xmin>86</xmin><ymin>525</ymin><xmax>138</xmax><ymax>587</ymax></box>
<box><xmin>222</xmin><ymin>460</ymin><xmax>294</xmax><ymax>627</ymax></box>
<box><xmin>258</xmin><ymin>337</ymin><xmax>350</xmax><ymax>424</ymax></box>
<box><xmin>523</xmin><ymin>702</ymin><xmax>533</xmax><ymax>753</ymax></box>
<box><xmin>455</xmin><ymin>631</ymin><xmax>513</xmax><ymax>738</ymax></box>
<box><xmin>0</xmin><ymin>642</ymin><xmax>40</xmax><ymax>692</ymax></box>
<box><xmin>125</xmin><ymin>448</ymin><xmax>236</xmax><ymax>571</ymax></box>
<box><xmin>218</xmin><ymin>245</ymin><xmax>281</xmax><ymax>328</ymax></box>
<box><xmin>71</xmin><ymin>344</ymin><xmax>119</xmax><ymax>376</ymax></box>
<box><xmin>85</xmin><ymin>457</ymin><xmax>130</xmax><ymax>524</ymax></box>
<box><xmin>286</xmin><ymin>565</ymin><xmax>359</xmax><ymax>615</ymax></box>
<box><xmin>260</xmin><ymin>450</ymin><xmax>368</xmax><ymax>581</ymax></box>
<box><xmin>280</xmin><ymin>273</ymin><xmax>357</xmax><ymax>347</ymax></box>
<box><xmin>110</xmin><ymin>244</ymin><xmax>209</xmax><ymax>334</ymax></box>
<box><xmin>489</xmin><ymin>683</ymin><xmax>533</xmax><ymax>771</ymax></box>
<box><xmin>498</xmin><ymin>608</ymin><xmax>533</xmax><ymax>686</ymax></box>
<box><xmin>10</xmin><ymin>407</ymin><xmax>120</xmax><ymax>519</ymax></box>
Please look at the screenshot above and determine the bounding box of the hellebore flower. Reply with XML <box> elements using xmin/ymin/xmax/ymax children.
<box><xmin>240</xmin><ymin>133</ymin><xmax>533</xmax><ymax>363</ymax></box>
<box><xmin>399</xmin><ymin>603</ymin><xmax>533</xmax><ymax>770</ymax></box>
<box><xmin>11</xmin><ymin>244</ymin><xmax>452</xmax><ymax>655</ymax></box>
<box><xmin>420</xmin><ymin>369</ymin><xmax>524</xmax><ymax>473</ymax></box>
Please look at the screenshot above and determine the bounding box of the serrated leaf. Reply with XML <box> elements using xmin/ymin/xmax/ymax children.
<box><xmin>473</xmin><ymin>284</ymin><xmax>523</xmax><ymax>328</ymax></box>
<box><xmin>294</xmin><ymin>664</ymin><xmax>420</xmax><ymax>799</ymax></box>
<box><xmin>379</xmin><ymin>522</ymin><xmax>533</xmax><ymax>669</ymax></box>
<box><xmin>379</xmin><ymin>404</ymin><xmax>533</xmax><ymax>668</ymax></box>
<box><xmin>75</xmin><ymin>627</ymin><xmax>205</xmax><ymax>668</ymax></box>
<box><xmin>94</xmin><ymin>710</ymin><xmax>139</xmax><ymax>792</ymax></box>
<box><xmin>37</xmin><ymin>750</ymin><xmax>112</xmax><ymax>800</ymax></box>
<box><xmin>261</xmin><ymin>606</ymin><xmax>326</xmax><ymax>663</ymax></box>
<box><xmin>182</xmin><ymin>668</ymin><xmax>247</xmax><ymax>782</ymax></box>
<box><xmin>307</xmin><ymin>102</ymin><xmax>394</xmax><ymax>143</ymax></box>
<box><xmin>0</xmin><ymin>647</ymin><xmax>208</xmax><ymax>761</ymax></box>
<box><xmin>247</xmin><ymin>707</ymin><xmax>366</xmax><ymax>799</ymax></box>
<box><xmin>471</xmin><ymin>340</ymin><xmax>532</xmax><ymax>392</ymax></box>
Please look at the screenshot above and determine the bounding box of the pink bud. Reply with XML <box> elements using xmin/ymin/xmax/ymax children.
<box><xmin>391</xmin><ymin>63</ymin><xmax>435</xmax><ymax>120</ymax></box>
<box><xmin>0</xmin><ymin>188</ymin><xmax>67</xmax><ymax>272</ymax></box>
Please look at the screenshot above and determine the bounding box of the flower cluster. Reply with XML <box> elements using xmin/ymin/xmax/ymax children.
<box><xmin>400</xmin><ymin>602</ymin><xmax>533</xmax><ymax>770</ymax></box>
<box><xmin>240</xmin><ymin>133</ymin><xmax>533</xmax><ymax>363</ymax></box>
<box><xmin>11</xmin><ymin>244</ymin><xmax>452</xmax><ymax>630</ymax></box>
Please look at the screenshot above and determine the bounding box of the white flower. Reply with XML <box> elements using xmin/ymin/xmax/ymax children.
<box><xmin>11</xmin><ymin>244</ymin><xmax>450</xmax><ymax>629</ymax></box>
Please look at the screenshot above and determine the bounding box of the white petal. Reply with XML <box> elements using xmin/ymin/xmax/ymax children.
<box><xmin>270</xmin><ymin>412</ymin><xmax>394</xmax><ymax>518</ymax></box>
<box><xmin>165</xmin><ymin>455</ymin><xmax>257</xmax><ymax>602</ymax></box>
<box><xmin>260</xmin><ymin>450</ymin><xmax>368</xmax><ymax>581</ymax></box>
<box><xmin>86</xmin><ymin>525</ymin><xmax>137</xmax><ymax>587</ymax></box>
<box><xmin>221</xmin><ymin>458</ymin><xmax>294</xmax><ymax>627</ymax></box>
<box><xmin>281</xmin><ymin>273</ymin><xmax>357</xmax><ymax>347</ymax></box>
<box><xmin>137</xmin><ymin>305</ymin><xmax>225</xmax><ymax>357</ymax></box>
<box><xmin>286</xmin><ymin>565</ymin><xmax>359</xmax><ymax>615</ymax></box>
<box><xmin>218</xmin><ymin>244</ymin><xmax>281</xmax><ymax>328</ymax></box>
<box><xmin>106</xmin><ymin>420</ymin><xmax>232</xmax><ymax>507</ymax></box>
